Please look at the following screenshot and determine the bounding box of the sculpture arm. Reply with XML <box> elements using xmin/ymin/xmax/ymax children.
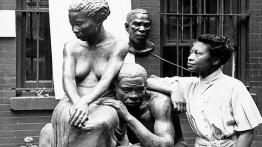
<box><xmin>62</xmin><ymin>43</ymin><xmax>81</xmax><ymax>104</ymax></box>
<box><xmin>62</xmin><ymin>42</ymin><xmax>90</xmax><ymax>127</ymax></box>
<box><xmin>101</xmin><ymin>96</ymin><xmax>175</xmax><ymax>147</ymax></box>
<box><xmin>126</xmin><ymin>93</ymin><xmax>175</xmax><ymax>147</ymax></box>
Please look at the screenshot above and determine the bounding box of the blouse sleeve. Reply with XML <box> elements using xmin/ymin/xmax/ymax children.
<box><xmin>232</xmin><ymin>80</ymin><xmax>262</xmax><ymax>132</ymax></box>
<box><xmin>149</xmin><ymin>75</ymin><xmax>180</xmax><ymax>86</ymax></box>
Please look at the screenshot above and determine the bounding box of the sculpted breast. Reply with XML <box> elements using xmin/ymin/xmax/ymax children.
<box><xmin>75</xmin><ymin>59</ymin><xmax>91</xmax><ymax>82</ymax></box>
<box><xmin>72</xmin><ymin>39</ymin><xmax>116</xmax><ymax>83</ymax></box>
<box><xmin>74</xmin><ymin>51</ymin><xmax>109</xmax><ymax>83</ymax></box>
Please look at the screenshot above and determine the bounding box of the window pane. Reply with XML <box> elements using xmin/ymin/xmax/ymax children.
<box><xmin>26</xmin><ymin>0</ymin><xmax>37</xmax><ymax>8</ymax></box>
<box><xmin>164</xmin><ymin>16</ymin><xmax>197</xmax><ymax>43</ymax></box>
<box><xmin>39</xmin><ymin>0</ymin><xmax>49</xmax><ymax>8</ymax></box>
<box><xmin>166</xmin><ymin>0</ymin><xmax>178</xmax><ymax>13</ymax></box>
<box><xmin>25</xmin><ymin>12</ymin><xmax>52</xmax><ymax>81</ymax></box>
<box><xmin>181</xmin><ymin>16</ymin><xmax>197</xmax><ymax>40</ymax></box>
<box><xmin>26</xmin><ymin>0</ymin><xmax>49</xmax><ymax>9</ymax></box>
<box><xmin>201</xmin><ymin>16</ymin><xmax>219</xmax><ymax>35</ymax></box>
<box><xmin>165</xmin><ymin>0</ymin><xmax>197</xmax><ymax>14</ymax></box>
<box><xmin>162</xmin><ymin>46</ymin><xmax>192</xmax><ymax>77</ymax></box>
<box><xmin>165</xmin><ymin>16</ymin><xmax>178</xmax><ymax>42</ymax></box>
<box><xmin>25</xmin><ymin>12</ymin><xmax>37</xmax><ymax>81</ymax></box>
<box><xmin>39</xmin><ymin>13</ymin><xmax>52</xmax><ymax>80</ymax></box>
<box><xmin>205</xmin><ymin>0</ymin><xmax>218</xmax><ymax>14</ymax></box>
<box><xmin>224</xmin><ymin>0</ymin><xmax>239</xmax><ymax>14</ymax></box>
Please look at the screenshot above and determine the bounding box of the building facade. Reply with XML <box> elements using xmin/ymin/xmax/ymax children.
<box><xmin>0</xmin><ymin>0</ymin><xmax>261</xmax><ymax>146</ymax></box>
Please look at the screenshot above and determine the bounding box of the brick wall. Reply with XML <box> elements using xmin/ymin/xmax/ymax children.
<box><xmin>0</xmin><ymin>1</ymin><xmax>53</xmax><ymax>146</ymax></box>
<box><xmin>248</xmin><ymin>0</ymin><xmax>262</xmax><ymax>146</ymax></box>
<box><xmin>0</xmin><ymin>38</ymin><xmax>52</xmax><ymax>147</ymax></box>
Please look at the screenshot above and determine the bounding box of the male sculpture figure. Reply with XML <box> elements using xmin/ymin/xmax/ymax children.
<box><xmin>102</xmin><ymin>63</ymin><xmax>185</xmax><ymax>147</ymax></box>
<box><xmin>125</xmin><ymin>9</ymin><xmax>155</xmax><ymax>56</ymax></box>
<box><xmin>125</xmin><ymin>9</ymin><xmax>187</xmax><ymax>146</ymax></box>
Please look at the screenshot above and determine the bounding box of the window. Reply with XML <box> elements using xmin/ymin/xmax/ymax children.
<box><xmin>160</xmin><ymin>0</ymin><xmax>249</xmax><ymax>82</ymax></box>
<box><xmin>16</xmin><ymin>0</ymin><xmax>53</xmax><ymax>96</ymax></box>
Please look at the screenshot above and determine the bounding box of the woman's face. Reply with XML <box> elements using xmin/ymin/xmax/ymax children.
<box><xmin>187</xmin><ymin>41</ymin><xmax>215</xmax><ymax>77</ymax></box>
<box><xmin>69</xmin><ymin>11</ymin><xmax>99</xmax><ymax>41</ymax></box>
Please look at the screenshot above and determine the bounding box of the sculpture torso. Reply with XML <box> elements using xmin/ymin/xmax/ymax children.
<box><xmin>65</xmin><ymin>36</ymin><xmax>118</xmax><ymax>97</ymax></box>
<box><xmin>127</xmin><ymin>91</ymin><xmax>161</xmax><ymax>143</ymax></box>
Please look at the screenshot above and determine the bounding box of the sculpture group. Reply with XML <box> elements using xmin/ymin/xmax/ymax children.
<box><xmin>39</xmin><ymin>0</ymin><xmax>262</xmax><ymax>147</ymax></box>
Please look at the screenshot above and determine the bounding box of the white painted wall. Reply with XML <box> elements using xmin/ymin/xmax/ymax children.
<box><xmin>49</xmin><ymin>0</ymin><xmax>132</xmax><ymax>99</ymax></box>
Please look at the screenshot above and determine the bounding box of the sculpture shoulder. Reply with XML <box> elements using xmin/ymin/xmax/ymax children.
<box><xmin>112</xmin><ymin>38</ymin><xmax>129</xmax><ymax>56</ymax></box>
<box><xmin>63</xmin><ymin>39</ymin><xmax>88</xmax><ymax>55</ymax></box>
<box><xmin>146</xmin><ymin>91</ymin><xmax>172</xmax><ymax>116</ymax></box>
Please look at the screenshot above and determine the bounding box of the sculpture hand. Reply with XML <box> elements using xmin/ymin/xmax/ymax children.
<box><xmin>170</xmin><ymin>90</ymin><xmax>186</xmax><ymax>113</ymax></box>
<box><xmin>68</xmin><ymin>101</ymin><xmax>89</xmax><ymax>128</ymax></box>
<box><xmin>101</xmin><ymin>99</ymin><xmax>131</xmax><ymax>121</ymax></box>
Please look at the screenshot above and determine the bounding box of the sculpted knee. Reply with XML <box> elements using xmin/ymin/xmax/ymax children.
<box><xmin>39</xmin><ymin>123</ymin><xmax>53</xmax><ymax>147</ymax></box>
<box><xmin>81</xmin><ymin>105</ymin><xmax>118</xmax><ymax>132</ymax></box>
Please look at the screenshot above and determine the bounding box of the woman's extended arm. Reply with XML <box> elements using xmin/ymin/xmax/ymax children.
<box><xmin>147</xmin><ymin>77</ymin><xmax>186</xmax><ymax>112</ymax></box>
<box><xmin>147</xmin><ymin>77</ymin><xmax>173</xmax><ymax>95</ymax></box>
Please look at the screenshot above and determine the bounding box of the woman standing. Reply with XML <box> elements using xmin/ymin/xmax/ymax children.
<box><xmin>148</xmin><ymin>34</ymin><xmax>262</xmax><ymax>147</ymax></box>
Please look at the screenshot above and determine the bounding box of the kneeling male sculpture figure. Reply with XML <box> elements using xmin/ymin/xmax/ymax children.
<box><xmin>102</xmin><ymin>63</ymin><xmax>183</xmax><ymax>147</ymax></box>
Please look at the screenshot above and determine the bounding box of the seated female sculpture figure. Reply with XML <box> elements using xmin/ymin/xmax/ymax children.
<box><xmin>50</xmin><ymin>0</ymin><xmax>129</xmax><ymax>146</ymax></box>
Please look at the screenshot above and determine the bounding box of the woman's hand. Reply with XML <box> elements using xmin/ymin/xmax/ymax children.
<box><xmin>68</xmin><ymin>100</ymin><xmax>89</xmax><ymax>128</ymax></box>
<box><xmin>170</xmin><ymin>90</ymin><xmax>186</xmax><ymax>113</ymax></box>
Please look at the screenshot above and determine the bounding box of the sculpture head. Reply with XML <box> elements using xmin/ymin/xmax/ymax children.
<box><xmin>125</xmin><ymin>9</ymin><xmax>152</xmax><ymax>44</ymax></box>
<box><xmin>69</xmin><ymin>0</ymin><xmax>110</xmax><ymax>24</ymax></box>
<box><xmin>68</xmin><ymin>0</ymin><xmax>110</xmax><ymax>41</ymax></box>
<box><xmin>114</xmin><ymin>63</ymin><xmax>147</xmax><ymax>107</ymax></box>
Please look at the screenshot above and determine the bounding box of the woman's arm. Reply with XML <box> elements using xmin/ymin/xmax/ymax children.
<box><xmin>235</xmin><ymin>129</ymin><xmax>254</xmax><ymax>147</ymax></box>
<box><xmin>147</xmin><ymin>77</ymin><xmax>186</xmax><ymax>112</ymax></box>
<box><xmin>147</xmin><ymin>77</ymin><xmax>173</xmax><ymax>95</ymax></box>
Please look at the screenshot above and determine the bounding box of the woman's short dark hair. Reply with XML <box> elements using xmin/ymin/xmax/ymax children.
<box><xmin>197</xmin><ymin>34</ymin><xmax>234</xmax><ymax>66</ymax></box>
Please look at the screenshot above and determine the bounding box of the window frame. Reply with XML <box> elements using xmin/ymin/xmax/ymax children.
<box><xmin>160</xmin><ymin>0</ymin><xmax>249</xmax><ymax>83</ymax></box>
<box><xmin>16</xmin><ymin>0</ymin><xmax>53</xmax><ymax>96</ymax></box>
